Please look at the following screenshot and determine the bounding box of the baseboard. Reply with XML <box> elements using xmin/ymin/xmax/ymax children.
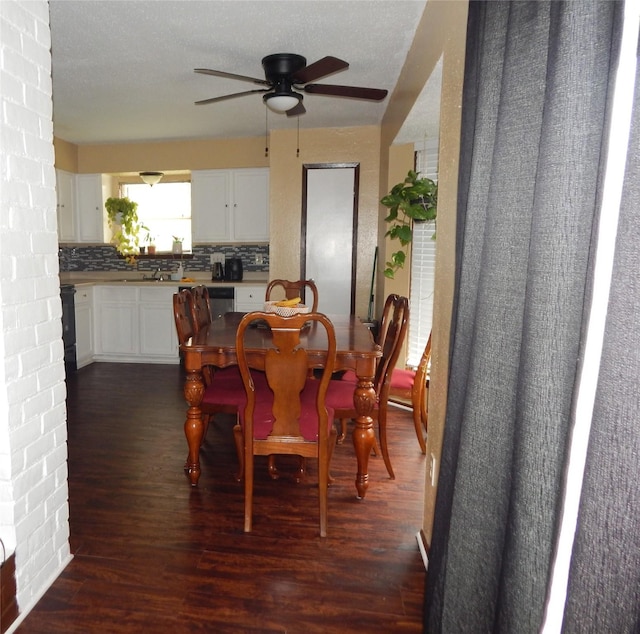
<box><xmin>4</xmin><ymin>553</ymin><xmax>73</xmax><ymax>634</ymax></box>
<box><xmin>416</xmin><ymin>530</ymin><xmax>429</xmax><ymax>572</ymax></box>
<box><xmin>1</xmin><ymin>553</ymin><xmax>18</xmax><ymax>634</ymax></box>
<box><xmin>388</xmin><ymin>400</ymin><xmax>413</xmax><ymax>412</ymax></box>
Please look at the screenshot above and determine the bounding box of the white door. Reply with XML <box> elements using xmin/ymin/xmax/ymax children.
<box><xmin>303</xmin><ymin>166</ymin><xmax>357</xmax><ymax>315</ymax></box>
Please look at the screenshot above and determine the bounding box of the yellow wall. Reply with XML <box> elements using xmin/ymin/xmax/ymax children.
<box><xmin>379</xmin><ymin>0</ymin><xmax>469</xmax><ymax>545</ymax></box>
<box><xmin>422</xmin><ymin>0</ymin><xmax>468</xmax><ymax>544</ymax></box>
<box><xmin>53</xmin><ymin>138</ymin><xmax>78</xmax><ymax>172</ymax></box>
<box><xmin>73</xmin><ymin>136</ymin><xmax>268</xmax><ymax>174</ymax></box>
<box><xmin>268</xmin><ymin>126</ymin><xmax>381</xmax><ymax>318</ymax></box>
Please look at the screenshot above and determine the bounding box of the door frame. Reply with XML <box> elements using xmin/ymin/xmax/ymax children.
<box><xmin>301</xmin><ymin>163</ymin><xmax>360</xmax><ymax>314</ymax></box>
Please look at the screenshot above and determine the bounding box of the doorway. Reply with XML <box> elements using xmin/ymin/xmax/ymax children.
<box><xmin>301</xmin><ymin>163</ymin><xmax>359</xmax><ymax>315</ymax></box>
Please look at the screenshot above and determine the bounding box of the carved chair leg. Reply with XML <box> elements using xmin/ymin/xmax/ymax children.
<box><xmin>200</xmin><ymin>414</ymin><xmax>211</xmax><ymax>446</ymax></box>
<box><xmin>293</xmin><ymin>457</ymin><xmax>306</xmax><ymax>484</ymax></box>
<box><xmin>337</xmin><ymin>419</ymin><xmax>348</xmax><ymax>443</ymax></box>
<box><xmin>377</xmin><ymin>410</ymin><xmax>395</xmax><ymax>480</ymax></box>
<box><xmin>233</xmin><ymin>423</ymin><xmax>244</xmax><ymax>482</ymax></box>
<box><xmin>267</xmin><ymin>455</ymin><xmax>281</xmax><ymax>480</ymax></box>
<box><xmin>328</xmin><ymin>428</ymin><xmax>337</xmax><ymax>484</ymax></box>
<box><xmin>412</xmin><ymin>406</ymin><xmax>427</xmax><ymax>454</ymax></box>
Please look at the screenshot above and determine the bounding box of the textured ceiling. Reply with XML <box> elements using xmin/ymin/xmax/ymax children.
<box><xmin>49</xmin><ymin>0</ymin><xmax>437</xmax><ymax>146</ymax></box>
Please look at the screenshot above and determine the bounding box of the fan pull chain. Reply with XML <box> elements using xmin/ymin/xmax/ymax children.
<box><xmin>296</xmin><ymin>117</ymin><xmax>300</xmax><ymax>157</ymax></box>
<box><xmin>265</xmin><ymin>107</ymin><xmax>269</xmax><ymax>158</ymax></box>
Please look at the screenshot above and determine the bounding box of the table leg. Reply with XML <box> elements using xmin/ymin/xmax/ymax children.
<box><xmin>184</xmin><ymin>369</ymin><xmax>205</xmax><ymax>486</ymax></box>
<box><xmin>352</xmin><ymin>377</ymin><xmax>377</xmax><ymax>499</ymax></box>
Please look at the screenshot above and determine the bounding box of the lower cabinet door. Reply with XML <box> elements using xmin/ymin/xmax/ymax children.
<box><xmin>75</xmin><ymin>300</ymin><xmax>94</xmax><ymax>368</ymax></box>
<box><xmin>98</xmin><ymin>303</ymin><xmax>137</xmax><ymax>355</ymax></box>
<box><xmin>139</xmin><ymin>303</ymin><xmax>178</xmax><ymax>357</ymax></box>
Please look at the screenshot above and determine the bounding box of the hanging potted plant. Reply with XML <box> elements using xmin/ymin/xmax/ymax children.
<box><xmin>381</xmin><ymin>169</ymin><xmax>437</xmax><ymax>278</ymax></box>
<box><xmin>105</xmin><ymin>197</ymin><xmax>144</xmax><ymax>263</ymax></box>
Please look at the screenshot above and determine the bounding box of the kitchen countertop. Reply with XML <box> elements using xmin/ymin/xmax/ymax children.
<box><xmin>59</xmin><ymin>272</ymin><xmax>269</xmax><ymax>288</ymax></box>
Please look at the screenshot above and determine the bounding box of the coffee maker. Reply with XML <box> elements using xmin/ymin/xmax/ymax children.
<box><xmin>225</xmin><ymin>257</ymin><xmax>243</xmax><ymax>281</ymax></box>
<box><xmin>212</xmin><ymin>261</ymin><xmax>224</xmax><ymax>281</ymax></box>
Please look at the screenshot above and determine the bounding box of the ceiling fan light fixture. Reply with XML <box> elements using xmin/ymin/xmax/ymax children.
<box><xmin>263</xmin><ymin>92</ymin><xmax>301</xmax><ymax>114</ymax></box>
<box><xmin>139</xmin><ymin>171</ymin><xmax>164</xmax><ymax>186</ymax></box>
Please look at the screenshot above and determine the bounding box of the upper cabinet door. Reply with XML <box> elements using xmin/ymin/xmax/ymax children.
<box><xmin>191</xmin><ymin>168</ymin><xmax>269</xmax><ymax>243</ymax></box>
<box><xmin>75</xmin><ymin>174</ymin><xmax>105</xmax><ymax>242</ymax></box>
<box><xmin>231</xmin><ymin>169</ymin><xmax>270</xmax><ymax>242</ymax></box>
<box><xmin>56</xmin><ymin>169</ymin><xmax>75</xmax><ymax>242</ymax></box>
<box><xmin>191</xmin><ymin>170</ymin><xmax>231</xmax><ymax>241</ymax></box>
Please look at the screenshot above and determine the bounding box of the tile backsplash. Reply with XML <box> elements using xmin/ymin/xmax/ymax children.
<box><xmin>58</xmin><ymin>244</ymin><xmax>269</xmax><ymax>274</ymax></box>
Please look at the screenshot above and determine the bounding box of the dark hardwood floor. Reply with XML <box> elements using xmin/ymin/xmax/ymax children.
<box><xmin>17</xmin><ymin>362</ymin><xmax>426</xmax><ymax>633</ymax></box>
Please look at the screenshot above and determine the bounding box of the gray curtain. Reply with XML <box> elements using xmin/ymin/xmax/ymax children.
<box><xmin>562</xmin><ymin>35</ymin><xmax>640</xmax><ymax>633</ymax></box>
<box><xmin>425</xmin><ymin>1</ymin><xmax>624</xmax><ymax>631</ymax></box>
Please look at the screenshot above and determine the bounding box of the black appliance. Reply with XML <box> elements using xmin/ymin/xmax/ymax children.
<box><xmin>60</xmin><ymin>284</ymin><xmax>77</xmax><ymax>374</ymax></box>
<box><xmin>225</xmin><ymin>257</ymin><xmax>243</xmax><ymax>281</ymax></box>
<box><xmin>212</xmin><ymin>261</ymin><xmax>224</xmax><ymax>281</ymax></box>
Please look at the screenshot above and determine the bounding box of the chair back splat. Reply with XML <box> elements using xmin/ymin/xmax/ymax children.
<box><xmin>234</xmin><ymin>311</ymin><xmax>337</xmax><ymax>537</ymax></box>
<box><xmin>265</xmin><ymin>279</ymin><xmax>319</xmax><ymax>312</ymax></box>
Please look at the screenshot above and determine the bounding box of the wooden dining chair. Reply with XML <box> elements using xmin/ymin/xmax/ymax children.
<box><xmin>173</xmin><ymin>290</ymin><xmax>249</xmax><ymax>444</ymax></box>
<box><xmin>326</xmin><ymin>295</ymin><xmax>409</xmax><ymax>479</ymax></box>
<box><xmin>388</xmin><ymin>332</ymin><xmax>432</xmax><ymax>454</ymax></box>
<box><xmin>374</xmin><ymin>292</ymin><xmax>400</xmax><ymax>346</ymax></box>
<box><xmin>233</xmin><ymin>310</ymin><xmax>338</xmax><ymax>537</ymax></box>
<box><xmin>172</xmin><ymin>289</ymin><xmax>196</xmax><ymax>347</ymax></box>
<box><xmin>265</xmin><ymin>279</ymin><xmax>319</xmax><ymax>311</ymax></box>
<box><xmin>190</xmin><ymin>285</ymin><xmax>212</xmax><ymax>331</ymax></box>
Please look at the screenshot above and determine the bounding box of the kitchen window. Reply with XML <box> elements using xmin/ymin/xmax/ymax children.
<box><xmin>122</xmin><ymin>182</ymin><xmax>192</xmax><ymax>252</ymax></box>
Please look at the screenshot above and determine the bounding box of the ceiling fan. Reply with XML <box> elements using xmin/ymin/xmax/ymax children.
<box><xmin>194</xmin><ymin>53</ymin><xmax>388</xmax><ymax>116</ymax></box>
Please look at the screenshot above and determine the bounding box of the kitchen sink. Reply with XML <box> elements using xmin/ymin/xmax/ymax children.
<box><xmin>119</xmin><ymin>278</ymin><xmax>177</xmax><ymax>283</ymax></box>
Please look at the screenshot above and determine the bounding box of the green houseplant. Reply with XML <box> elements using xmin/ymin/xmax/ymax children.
<box><xmin>381</xmin><ymin>170</ymin><xmax>437</xmax><ymax>278</ymax></box>
<box><xmin>105</xmin><ymin>197</ymin><xmax>144</xmax><ymax>263</ymax></box>
<box><xmin>172</xmin><ymin>235</ymin><xmax>183</xmax><ymax>255</ymax></box>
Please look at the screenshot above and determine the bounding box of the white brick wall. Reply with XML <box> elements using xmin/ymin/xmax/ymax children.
<box><xmin>0</xmin><ymin>0</ymin><xmax>71</xmax><ymax>624</ymax></box>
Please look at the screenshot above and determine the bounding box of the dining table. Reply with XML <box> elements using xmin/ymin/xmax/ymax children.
<box><xmin>180</xmin><ymin>311</ymin><xmax>382</xmax><ymax>499</ymax></box>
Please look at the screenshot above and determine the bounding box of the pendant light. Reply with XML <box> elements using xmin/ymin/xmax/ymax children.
<box><xmin>139</xmin><ymin>171</ymin><xmax>164</xmax><ymax>186</ymax></box>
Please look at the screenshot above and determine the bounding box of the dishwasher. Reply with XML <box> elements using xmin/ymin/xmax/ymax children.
<box><xmin>179</xmin><ymin>285</ymin><xmax>234</xmax><ymax>320</ymax></box>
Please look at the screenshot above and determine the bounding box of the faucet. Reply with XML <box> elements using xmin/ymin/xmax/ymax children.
<box><xmin>152</xmin><ymin>267</ymin><xmax>164</xmax><ymax>281</ymax></box>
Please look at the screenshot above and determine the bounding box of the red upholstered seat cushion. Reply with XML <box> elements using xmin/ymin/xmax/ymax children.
<box><xmin>336</xmin><ymin>370</ymin><xmax>358</xmax><ymax>384</ymax></box>
<box><xmin>241</xmin><ymin>379</ymin><xmax>334</xmax><ymax>442</ymax></box>
<box><xmin>325</xmin><ymin>375</ymin><xmax>380</xmax><ymax>413</ymax></box>
<box><xmin>389</xmin><ymin>368</ymin><xmax>416</xmax><ymax>391</ymax></box>
<box><xmin>201</xmin><ymin>367</ymin><xmax>267</xmax><ymax>408</ymax></box>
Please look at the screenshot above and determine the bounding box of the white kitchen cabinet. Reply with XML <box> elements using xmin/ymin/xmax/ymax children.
<box><xmin>191</xmin><ymin>170</ymin><xmax>229</xmax><ymax>242</ymax></box>
<box><xmin>191</xmin><ymin>168</ymin><xmax>269</xmax><ymax>243</ymax></box>
<box><xmin>75</xmin><ymin>174</ymin><xmax>106</xmax><ymax>242</ymax></box>
<box><xmin>95</xmin><ymin>286</ymin><xmax>138</xmax><ymax>358</ymax></box>
<box><xmin>138</xmin><ymin>287</ymin><xmax>179</xmax><ymax>358</ymax></box>
<box><xmin>235</xmin><ymin>285</ymin><xmax>267</xmax><ymax>312</ymax></box>
<box><xmin>93</xmin><ymin>285</ymin><xmax>178</xmax><ymax>363</ymax></box>
<box><xmin>75</xmin><ymin>286</ymin><xmax>94</xmax><ymax>368</ymax></box>
<box><xmin>56</xmin><ymin>169</ymin><xmax>75</xmax><ymax>242</ymax></box>
<box><xmin>230</xmin><ymin>170</ymin><xmax>270</xmax><ymax>241</ymax></box>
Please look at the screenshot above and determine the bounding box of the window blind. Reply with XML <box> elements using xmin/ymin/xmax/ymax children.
<box><xmin>407</xmin><ymin>144</ymin><xmax>438</xmax><ymax>367</ymax></box>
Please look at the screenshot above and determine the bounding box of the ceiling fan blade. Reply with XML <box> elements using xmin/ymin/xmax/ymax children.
<box><xmin>303</xmin><ymin>84</ymin><xmax>388</xmax><ymax>101</ymax></box>
<box><xmin>195</xmin><ymin>89</ymin><xmax>268</xmax><ymax>105</ymax></box>
<box><xmin>286</xmin><ymin>101</ymin><xmax>306</xmax><ymax>117</ymax></box>
<box><xmin>194</xmin><ymin>68</ymin><xmax>269</xmax><ymax>86</ymax></box>
<box><xmin>291</xmin><ymin>56</ymin><xmax>348</xmax><ymax>84</ymax></box>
